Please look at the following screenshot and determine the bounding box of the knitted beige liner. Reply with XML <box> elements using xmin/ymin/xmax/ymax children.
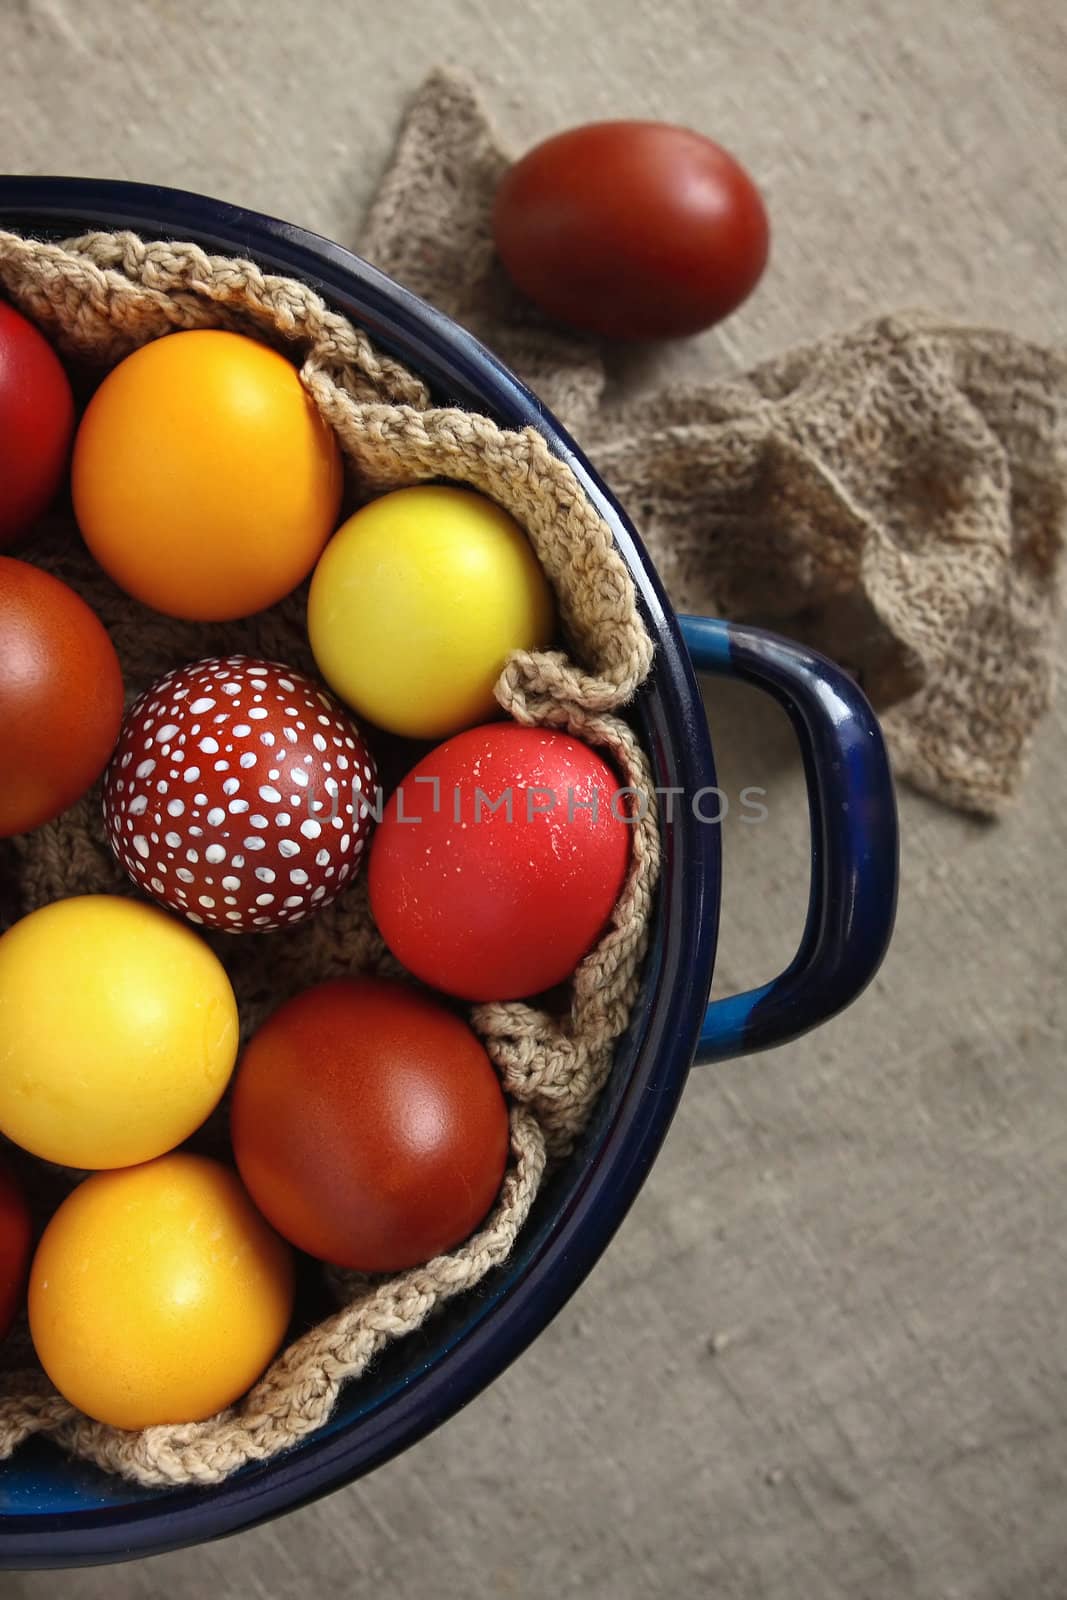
<box><xmin>0</xmin><ymin>227</ymin><xmax>660</xmax><ymax>1486</ymax></box>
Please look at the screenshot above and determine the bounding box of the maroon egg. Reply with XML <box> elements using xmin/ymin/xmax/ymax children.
<box><xmin>103</xmin><ymin>657</ymin><xmax>376</xmax><ymax>933</ymax></box>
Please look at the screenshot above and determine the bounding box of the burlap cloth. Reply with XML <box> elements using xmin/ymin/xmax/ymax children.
<box><xmin>364</xmin><ymin>71</ymin><xmax>1067</xmax><ymax>817</ymax></box>
<box><xmin>0</xmin><ymin>215</ymin><xmax>660</xmax><ymax>1480</ymax></box>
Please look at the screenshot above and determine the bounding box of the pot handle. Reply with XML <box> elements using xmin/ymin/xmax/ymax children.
<box><xmin>679</xmin><ymin>615</ymin><xmax>898</xmax><ymax>1064</ymax></box>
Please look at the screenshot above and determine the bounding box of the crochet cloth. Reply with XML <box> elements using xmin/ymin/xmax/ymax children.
<box><xmin>364</xmin><ymin>70</ymin><xmax>1067</xmax><ymax>816</ymax></box>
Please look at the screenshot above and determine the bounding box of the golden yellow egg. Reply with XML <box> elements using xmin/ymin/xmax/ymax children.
<box><xmin>29</xmin><ymin>1154</ymin><xmax>294</xmax><ymax>1428</ymax></box>
<box><xmin>0</xmin><ymin>895</ymin><xmax>238</xmax><ymax>1169</ymax></box>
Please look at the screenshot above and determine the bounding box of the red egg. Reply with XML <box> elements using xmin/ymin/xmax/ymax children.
<box><xmin>0</xmin><ymin>302</ymin><xmax>75</xmax><ymax>546</ymax></box>
<box><xmin>103</xmin><ymin>657</ymin><xmax>376</xmax><ymax>932</ymax></box>
<box><xmin>0</xmin><ymin>1159</ymin><xmax>32</xmax><ymax>1341</ymax></box>
<box><xmin>231</xmin><ymin>976</ymin><xmax>510</xmax><ymax>1272</ymax></box>
<box><xmin>368</xmin><ymin>723</ymin><xmax>632</xmax><ymax>1001</ymax></box>
<box><xmin>493</xmin><ymin>121</ymin><xmax>769</xmax><ymax>340</ymax></box>
<box><xmin>0</xmin><ymin>557</ymin><xmax>124</xmax><ymax>837</ymax></box>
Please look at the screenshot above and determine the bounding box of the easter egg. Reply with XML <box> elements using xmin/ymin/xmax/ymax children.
<box><xmin>0</xmin><ymin>896</ymin><xmax>239</xmax><ymax>1169</ymax></box>
<box><xmin>103</xmin><ymin>656</ymin><xmax>376</xmax><ymax>933</ymax></box>
<box><xmin>0</xmin><ymin>557</ymin><xmax>124</xmax><ymax>837</ymax></box>
<box><xmin>493</xmin><ymin>121</ymin><xmax>769</xmax><ymax>340</ymax></box>
<box><xmin>0</xmin><ymin>1160</ymin><xmax>32</xmax><ymax>1341</ymax></box>
<box><xmin>307</xmin><ymin>486</ymin><xmax>555</xmax><ymax>740</ymax></box>
<box><xmin>231</xmin><ymin>977</ymin><xmax>510</xmax><ymax>1272</ymax></box>
<box><xmin>368</xmin><ymin>724</ymin><xmax>632</xmax><ymax>1001</ymax></box>
<box><xmin>72</xmin><ymin>330</ymin><xmax>343</xmax><ymax>621</ymax></box>
<box><xmin>0</xmin><ymin>301</ymin><xmax>75</xmax><ymax>546</ymax></box>
<box><xmin>29</xmin><ymin>1154</ymin><xmax>294</xmax><ymax>1428</ymax></box>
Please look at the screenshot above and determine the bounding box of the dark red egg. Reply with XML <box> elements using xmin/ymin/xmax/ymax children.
<box><xmin>368</xmin><ymin>723</ymin><xmax>633</xmax><ymax>1001</ymax></box>
<box><xmin>231</xmin><ymin>976</ymin><xmax>510</xmax><ymax>1272</ymax></box>
<box><xmin>0</xmin><ymin>557</ymin><xmax>124</xmax><ymax>837</ymax></box>
<box><xmin>0</xmin><ymin>301</ymin><xmax>75</xmax><ymax>546</ymax></box>
<box><xmin>103</xmin><ymin>657</ymin><xmax>376</xmax><ymax>932</ymax></box>
<box><xmin>493</xmin><ymin>120</ymin><xmax>769</xmax><ymax>340</ymax></box>
<box><xmin>0</xmin><ymin>1159</ymin><xmax>32</xmax><ymax>1340</ymax></box>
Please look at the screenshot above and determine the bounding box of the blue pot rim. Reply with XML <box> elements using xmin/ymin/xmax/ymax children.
<box><xmin>0</xmin><ymin>177</ymin><xmax>719</xmax><ymax>1567</ymax></box>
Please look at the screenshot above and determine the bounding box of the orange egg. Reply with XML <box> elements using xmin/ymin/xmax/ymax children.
<box><xmin>71</xmin><ymin>330</ymin><xmax>343</xmax><ymax>621</ymax></box>
<box><xmin>29</xmin><ymin>1154</ymin><xmax>294</xmax><ymax>1429</ymax></box>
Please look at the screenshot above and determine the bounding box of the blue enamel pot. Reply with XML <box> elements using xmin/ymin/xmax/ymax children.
<box><xmin>0</xmin><ymin>179</ymin><xmax>898</xmax><ymax>1569</ymax></box>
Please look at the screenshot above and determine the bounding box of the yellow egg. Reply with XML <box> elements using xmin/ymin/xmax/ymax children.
<box><xmin>72</xmin><ymin>330</ymin><xmax>343</xmax><ymax>621</ymax></box>
<box><xmin>29</xmin><ymin>1154</ymin><xmax>294</xmax><ymax>1428</ymax></box>
<box><xmin>0</xmin><ymin>896</ymin><xmax>238</xmax><ymax>1169</ymax></box>
<box><xmin>307</xmin><ymin>486</ymin><xmax>555</xmax><ymax>739</ymax></box>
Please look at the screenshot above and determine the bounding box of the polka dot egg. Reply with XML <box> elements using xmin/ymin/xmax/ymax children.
<box><xmin>103</xmin><ymin>657</ymin><xmax>377</xmax><ymax>933</ymax></box>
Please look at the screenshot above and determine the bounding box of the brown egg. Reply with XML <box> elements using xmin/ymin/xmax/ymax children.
<box><xmin>231</xmin><ymin>977</ymin><xmax>510</xmax><ymax>1272</ymax></box>
<box><xmin>0</xmin><ymin>558</ymin><xmax>124</xmax><ymax>837</ymax></box>
<box><xmin>0</xmin><ymin>1159</ymin><xmax>31</xmax><ymax>1342</ymax></box>
<box><xmin>493</xmin><ymin>121</ymin><xmax>769</xmax><ymax>340</ymax></box>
